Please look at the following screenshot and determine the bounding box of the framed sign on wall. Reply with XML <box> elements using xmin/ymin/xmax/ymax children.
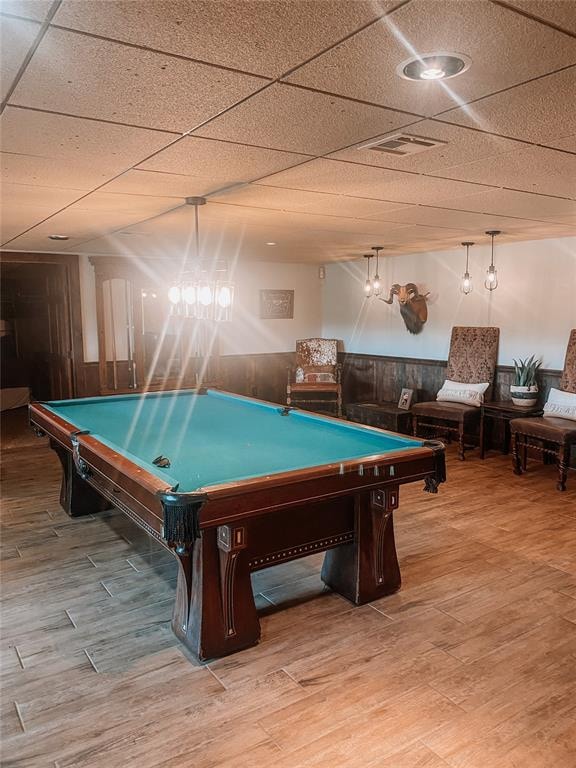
<box><xmin>260</xmin><ymin>289</ymin><xmax>294</xmax><ymax>319</ymax></box>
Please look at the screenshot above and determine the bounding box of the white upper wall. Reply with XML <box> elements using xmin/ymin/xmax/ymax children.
<box><xmin>79</xmin><ymin>256</ymin><xmax>323</xmax><ymax>361</ymax></box>
<box><xmin>322</xmin><ymin>237</ymin><xmax>576</xmax><ymax>370</ymax></box>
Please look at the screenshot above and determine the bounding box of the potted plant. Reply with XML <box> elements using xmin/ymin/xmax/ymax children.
<box><xmin>510</xmin><ymin>355</ymin><xmax>541</xmax><ymax>407</ymax></box>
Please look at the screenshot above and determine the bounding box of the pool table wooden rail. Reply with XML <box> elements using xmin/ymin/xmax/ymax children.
<box><xmin>29</xmin><ymin>398</ymin><xmax>445</xmax><ymax>662</ymax></box>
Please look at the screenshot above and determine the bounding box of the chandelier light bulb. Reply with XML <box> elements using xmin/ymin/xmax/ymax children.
<box><xmin>199</xmin><ymin>285</ymin><xmax>213</xmax><ymax>306</ymax></box>
<box><xmin>364</xmin><ymin>278</ymin><xmax>373</xmax><ymax>297</ymax></box>
<box><xmin>372</xmin><ymin>275</ymin><xmax>381</xmax><ymax>295</ymax></box>
<box><xmin>168</xmin><ymin>286</ymin><xmax>181</xmax><ymax>304</ymax></box>
<box><xmin>218</xmin><ymin>285</ymin><xmax>232</xmax><ymax>308</ymax></box>
<box><xmin>182</xmin><ymin>285</ymin><xmax>196</xmax><ymax>305</ymax></box>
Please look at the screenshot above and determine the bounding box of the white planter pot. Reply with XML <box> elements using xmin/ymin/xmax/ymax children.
<box><xmin>510</xmin><ymin>384</ymin><xmax>539</xmax><ymax>407</ymax></box>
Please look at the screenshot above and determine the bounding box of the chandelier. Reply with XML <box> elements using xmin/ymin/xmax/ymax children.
<box><xmin>168</xmin><ymin>197</ymin><xmax>234</xmax><ymax>321</ymax></box>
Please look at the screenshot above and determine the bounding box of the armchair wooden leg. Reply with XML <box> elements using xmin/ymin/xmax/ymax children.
<box><xmin>457</xmin><ymin>426</ymin><xmax>465</xmax><ymax>461</ymax></box>
<box><xmin>557</xmin><ymin>442</ymin><xmax>569</xmax><ymax>492</ymax></box>
<box><xmin>512</xmin><ymin>432</ymin><xmax>523</xmax><ymax>476</ymax></box>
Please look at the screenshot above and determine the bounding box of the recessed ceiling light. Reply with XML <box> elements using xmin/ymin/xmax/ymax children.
<box><xmin>265</xmin><ymin>242</ymin><xmax>277</xmax><ymax>246</ymax></box>
<box><xmin>49</xmin><ymin>234</ymin><xmax>69</xmax><ymax>241</ymax></box>
<box><xmin>398</xmin><ymin>53</ymin><xmax>471</xmax><ymax>81</ymax></box>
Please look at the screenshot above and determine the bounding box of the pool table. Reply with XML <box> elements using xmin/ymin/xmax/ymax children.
<box><xmin>29</xmin><ymin>389</ymin><xmax>445</xmax><ymax>661</ymax></box>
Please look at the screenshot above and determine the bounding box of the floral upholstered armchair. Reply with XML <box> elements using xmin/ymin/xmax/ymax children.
<box><xmin>287</xmin><ymin>338</ymin><xmax>342</xmax><ymax>417</ymax></box>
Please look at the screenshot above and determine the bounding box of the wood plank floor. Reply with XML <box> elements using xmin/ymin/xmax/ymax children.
<box><xmin>2</xmin><ymin>408</ymin><xmax>576</xmax><ymax>768</ymax></box>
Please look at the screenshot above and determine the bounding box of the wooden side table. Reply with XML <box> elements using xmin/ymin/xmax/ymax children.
<box><xmin>480</xmin><ymin>401</ymin><xmax>544</xmax><ymax>459</ymax></box>
<box><xmin>345</xmin><ymin>402</ymin><xmax>413</xmax><ymax>435</ymax></box>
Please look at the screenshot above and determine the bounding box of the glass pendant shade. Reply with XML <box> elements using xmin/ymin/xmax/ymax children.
<box><xmin>460</xmin><ymin>241</ymin><xmax>474</xmax><ymax>295</ymax></box>
<box><xmin>371</xmin><ymin>245</ymin><xmax>383</xmax><ymax>296</ymax></box>
<box><xmin>461</xmin><ymin>272</ymin><xmax>473</xmax><ymax>294</ymax></box>
<box><xmin>484</xmin><ymin>265</ymin><xmax>498</xmax><ymax>291</ymax></box>
<box><xmin>363</xmin><ymin>254</ymin><xmax>374</xmax><ymax>297</ymax></box>
<box><xmin>484</xmin><ymin>230</ymin><xmax>500</xmax><ymax>292</ymax></box>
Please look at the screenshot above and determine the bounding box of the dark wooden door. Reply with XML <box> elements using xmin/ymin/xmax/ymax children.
<box><xmin>3</xmin><ymin>263</ymin><xmax>73</xmax><ymax>400</ymax></box>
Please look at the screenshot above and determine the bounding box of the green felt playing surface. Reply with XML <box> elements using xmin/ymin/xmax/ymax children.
<box><xmin>44</xmin><ymin>390</ymin><xmax>422</xmax><ymax>492</ymax></box>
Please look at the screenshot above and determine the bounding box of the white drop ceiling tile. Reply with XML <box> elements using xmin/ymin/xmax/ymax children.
<box><xmin>214</xmin><ymin>183</ymin><xmax>412</xmax><ymax>217</ymax></box>
<box><xmin>0</xmin><ymin>181</ymin><xmax>86</xmax><ymax>209</ymax></box>
<box><xmin>441</xmin><ymin>67</ymin><xmax>576</xmax><ymax>146</ymax></box>
<box><xmin>285</xmin><ymin>0</ymin><xmax>576</xmax><ymax>116</ymax></box>
<box><xmin>363</xmin><ymin>205</ymin><xmax>529</xmax><ymax>231</ymax></box>
<box><xmin>432</xmin><ymin>188</ymin><xmax>576</xmax><ymax>220</ymax></box>
<box><xmin>504</xmin><ymin>0</ymin><xmax>576</xmax><ymax>35</ymax></box>
<box><xmin>0</xmin><ymin>204</ymin><xmax>59</xmax><ymax>243</ymax></box>
<box><xmin>437</xmin><ymin>145</ymin><xmax>576</xmax><ymax>198</ymax></box>
<box><xmin>70</xmin><ymin>192</ymin><xmax>182</xmax><ymax>216</ymax></box>
<box><xmin>328</xmin><ymin>120</ymin><xmax>526</xmax><ymax>174</ymax></box>
<box><xmin>3</xmin><ymin>208</ymin><xmax>158</xmax><ymax>249</ymax></box>
<box><xmin>100</xmin><ymin>169</ymin><xmax>223</xmax><ymax>198</ymax></box>
<box><xmin>138</xmin><ymin>136</ymin><xmax>309</xmax><ymax>185</ymax></box>
<box><xmin>256</xmin><ymin>157</ymin><xmax>496</xmax><ymax>205</ymax></box>
<box><xmin>0</xmin><ymin>107</ymin><xmax>176</xmax><ymax>170</ymax></box>
<box><xmin>10</xmin><ymin>27</ymin><xmax>266</xmax><ymax>132</ymax></box>
<box><xmin>1</xmin><ymin>151</ymin><xmax>118</xmax><ymax>190</ymax></box>
<box><xmin>548</xmin><ymin>134</ymin><xmax>576</xmax><ymax>153</ymax></box>
<box><xmin>194</xmin><ymin>84</ymin><xmax>417</xmax><ymax>155</ymax></box>
<box><xmin>53</xmin><ymin>0</ymin><xmax>394</xmax><ymax>78</ymax></box>
<box><xmin>0</xmin><ymin>15</ymin><xmax>39</xmax><ymax>100</ymax></box>
<box><xmin>0</xmin><ymin>0</ymin><xmax>52</xmax><ymax>20</ymax></box>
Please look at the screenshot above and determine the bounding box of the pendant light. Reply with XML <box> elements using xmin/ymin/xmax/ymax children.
<box><xmin>168</xmin><ymin>197</ymin><xmax>234</xmax><ymax>321</ymax></box>
<box><xmin>371</xmin><ymin>246</ymin><xmax>383</xmax><ymax>296</ymax></box>
<box><xmin>460</xmin><ymin>241</ymin><xmax>474</xmax><ymax>295</ymax></box>
<box><xmin>363</xmin><ymin>254</ymin><xmax>374</xmax><ymax>297</ymax></box>
<box><xmin>484</xmin><ymin>230</ymin><xmax>500</xmax><ymax>291</ymax></box>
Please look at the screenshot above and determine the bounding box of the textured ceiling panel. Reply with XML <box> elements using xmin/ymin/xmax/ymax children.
<box><xmin>329</xmin><ymin>120</ymin><xmax>526</xmax><ymax>174</ymax></box>
<box><xmin>286</xmin><ymin>0</ymin><xmax>576</xmax><ymax>116</ymax></box>
<box><xmin>0</xmin><ymin>106</ymin><xmax>175</xmax><ymax>170</ymax></box>
<box><xmin>70</xmin><ymin>192</ymin><xmax>182</xmax><ymax>216</ymax></box>
<box><xmin>101</xmin><ymin>169</ymin><xmax>228</xmax><ymax>199</ymax></box>
<box><xmin>194</xmin><ymin>83</ymin><xmax>418</xmax><ymax>155</ymax></box>
<box><xmin>1</xmin><ymin>151</ymin><xmax>122</xmax><ymax>190</ymax></box>
<box><xmin>503</xmin><ymin>0</ymin><xmax>576</xmax><ymax>34</ymax></box>
<box><xmin>436</xmin><ymin>144</ymin><xmax>576</xmax><ymax>198</ymax></box>
<box><xmin>256</xmin><ymin>158</ymin><xmax>496</xmax><ymax>204</ymax></box>
<box><xmin>213</xmin><ymin>184</ymin><xmax>412</xmax><ymax>217</ymax></box>
<box><xmin>431</xmin><ymin>188</ymin><xmax>576</xmax><ymax>220</ymax></box>
<box><xmin>0</xmin><ymin>1</ymin><xmax>52</xmax><ymax>21</ymax></box>
<box><xmin>10</xmin><ymin>27</ymin><xmax>266</xmax><ymax>132</ymax></box>
<box><xmin>363</xmin><ymin>204</ymin><xmax>537</xmax><ymax>231</ymax></box>
<box><xmin>1</xmin><ymin>204</ymin><xmax>70</xmax><ymax>244</ymax></box>
<box><xmin>0</xmin><ymin>15</ymin><xmax>39</xmax><ymax>101</ymax></box>
<box><xmin>0</xmin><ymin>181</ymin><xmax>85</xmax><ymax>210</ymax></box>
<box><xmin>53</xmin><ymin>0</ymin><xmax>394</xmax><ymax>78</ymax></box>
<box><xmin>441</xmin><ymin>67</ymin><xmax>576</xmax><ymax>146</ymax></box>
<box><xmin>137</xmin><ymin>136</ymin><xmax>309</xmax><ymax>185</ymax></box>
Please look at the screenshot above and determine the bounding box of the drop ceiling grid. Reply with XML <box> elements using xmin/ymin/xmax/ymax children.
<box><xmin>1</xmin><ymin>0</ymin><xmax>575</xmax><ymax>257</ymax></box>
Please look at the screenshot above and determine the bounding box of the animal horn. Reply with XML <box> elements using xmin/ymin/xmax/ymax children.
<box><xmin>380</xmin><ymin>284</ymin><xmax>400</xmax><ymax>305</ymax></box>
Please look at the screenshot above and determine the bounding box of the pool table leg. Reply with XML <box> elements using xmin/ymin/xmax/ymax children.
<box><xmin>50</xmin><ymin>439</ymin><xmax>110</xmax><ymax>517</ymax></box>
<box><xmin>172</xmin><ymin>526</ymin><xmax>260</xmax><ymax>661</ymax></box>
<box><xmin>321</xmin><ymin>487</ymin><xmax>401</xmax><ymax>604</ymax></box>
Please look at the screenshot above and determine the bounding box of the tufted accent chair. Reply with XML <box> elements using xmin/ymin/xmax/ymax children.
<box><xmin>287</xmin><ymin>338</ymin><xmax>342</xmax><ymax>417</ymax></box>
<box><xmin>510</xmin><ymin>329</ymin><xmax>576</xmax><ymax>491</ymax></box>
<box><xmin>412</xmin><ymin>327</ymin><xmax>500</xmax><ymax>460</ymax></box>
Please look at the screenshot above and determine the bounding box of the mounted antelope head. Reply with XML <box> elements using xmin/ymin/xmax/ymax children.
<box><xmin>379</xmin><ymin>283</ymin><xmax>430</xmax><ymax>334</ymax></box>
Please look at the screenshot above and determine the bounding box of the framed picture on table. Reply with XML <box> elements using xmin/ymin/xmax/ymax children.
<box><xmin>397</xmin><ymin>388</ymin><xmax>414</xmax><ymax>410</ymax></box>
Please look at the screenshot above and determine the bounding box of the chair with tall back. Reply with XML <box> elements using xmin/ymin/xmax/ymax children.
<box><xmin>412</xmin><ymin>326</ymin><xmax>500</xmax><ymax>460</ymax></box>
<box><xmin>287</xmin><ymin>338</ymin><xmax>342</xmax><ymax>417</ymax></box>
<box><xmin>511</xmin><ymin>329</ymin><xmax>576</xmax><ymax>491</ymax></box>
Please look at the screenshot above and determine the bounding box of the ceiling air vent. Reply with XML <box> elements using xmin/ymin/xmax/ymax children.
<box><xmin>357</xmin><ymin>133</ymin><xmax>447</xmax><ymax>157</ymax></box>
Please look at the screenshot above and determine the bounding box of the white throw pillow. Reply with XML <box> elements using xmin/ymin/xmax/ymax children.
<box><xmin>543</xmin><ymin>388</ymin><xmax>576</xmax><ymax>422</ymax></box>
<box><xmin>436</xmin><ymin>379</ymin><xmax>489</xmax><ymax>408</ymax></box>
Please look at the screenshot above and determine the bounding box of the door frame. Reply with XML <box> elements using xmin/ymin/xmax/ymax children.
<box><xmin>0</xmin><ymin>251</ymin><xmax>84</xmax><ymax>397</ymax></box>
